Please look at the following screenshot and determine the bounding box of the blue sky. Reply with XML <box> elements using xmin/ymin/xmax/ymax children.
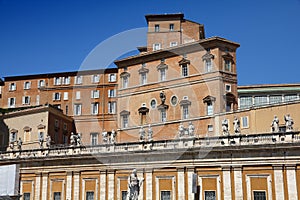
<box><xmin>0</xmin><ymin>0</ymin><xmax>300</xmax><ymax>85</ymax></box>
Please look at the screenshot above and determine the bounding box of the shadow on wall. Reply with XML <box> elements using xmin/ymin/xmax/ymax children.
<box><xmin>0</xmin><ymin>118</ymin><xmax>9</xmax><ymax>151</ymax></box>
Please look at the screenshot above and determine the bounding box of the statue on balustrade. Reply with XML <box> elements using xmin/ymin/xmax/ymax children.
<box><xmin>17</xmin><ymin>137</ymin><xmax>22</xmax><ymax>150</ymax></box>
<box><xmin>127</xmin><ymin>169</ymin><xmax>144</xmax><ymax>200</ymax></box>
<box><xmin>111</xmin><ymin>129</ymin><xmax>116</xmax><ymax>144</ymax></box>
<box><xmin>46</xmin><ymin>134</ymin><xmax>51</xmax><ymax>148</ymax></box>
<box><xmin>222</xmin><ymin>119</ymin><xmax>229</xmax><ymax>135</ymax></box>
<box><xmin>284</xmin><ymin>114</ymin><xmax>294</xmax><ymax>132</ymax></box>
<box><xmin>188</xmin><ymin>121</ymin><xmax>195</xmax><ymax>136</ymax></box>
<box><xmin>233</xmin><ymin>116</ymin><xmax>240</xmax><ymax>134</ymax></box>
<box><xmin>178</xmin><ymin>123</ymin><xmax>185</xmax><ymax>138</ymax></box>
<box><xmin>139</xmin><ymin>126</ymin><xmax>145</xmax><ymax>142</ymax></box>
<box><xmin>102</xmin><ymin>130</ymin><xmax>108</xmax><ymax>144</ymax></box>
<box><xmin>271</xmin><ymin>115</ymin><xmax>279</xmax><ymax>132</ymax></box>
<box><xmin>70</xmin><ymin>132</ymin><xmax>76</xmax><ymax>146</ymax></box>
<box><xmin>76</xmin><ymin>133</ymin><xmax>82</xmax><ymax>146</ymax></box>
<box><xmin>147</xmin><ymin>124</ymin><xmax>153</xmax><ymax>141</ymax></box>
<box><xmin>38</xmin><ymin>132</ymin><xmax>44</xmax><ymax>149</ymax></box>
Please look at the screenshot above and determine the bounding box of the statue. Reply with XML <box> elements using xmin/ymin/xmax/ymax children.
<box><xmin>139</xmin><ymin>126</ymin><xmax>145</xmax><ymax>142</ymax></box>
<box><xmin>127</xmin><ymin>169</ymin><xmax>144</xmax><ymax>200</ymax></box>
<box><xmin>111</xmin><ymin>129</ymin><xmax>116</xmax><ymax>144</ymax></box>
<box><xmin>70</xmin><ymin>132</ymin><xmax>76</xmax><ymax>146</ymax></box>
<box><xmin>222</xmin><ymin>119</ymin><xmax>229</xmax><ymax>135</ymax></box>
<box><xmin>188</xmin><ymin>121</ymin><xmax>195</xmax><ymax>136</ymax></box>
<box><xmin>160</xmin><ymin>91</ymin><xmax>166</xmax><ymax>105</ymax></box>
<box><xmin>38</xmin><ymin>132</ymin><xmax>44</xmax><ymax>148</ymax></box>
<box><xmin>178</xmin><ymin>123</ymin><xmax>185</xmax><ymax>138</ymax></box>
<box><xmin>102</xmin><ymin>130</ymin><xmax>108</xmax><ymax>144</ymax></box>
<box><xmin>76</xmin><ymin>133</ymin><xmax>82</xmax><ymax>146</ymax></box>
<box><xmin>17</xmin><ymin>137</ymin><xmax>22</xmax><ymax>150</ymax></box>
<box><xmin>147</xmin><ymin>124</ymin><xmax>153</xmax><ymax>141</ymax></box>
<box><xmin>233</xmin><ymin>116</ymin><xmax>240</xmax><ymax>134</ymax></box>
<box><xmin>46</xmin><ymin>134</ymin><xmax>51</xmax><ymax>148</ymax></box>
<box><xmin>284</xmin><ymin>114</ymin><xmax>294</xmax><ymax>132</ymax></box>
<box><xmin>271</xmin><ymin>115</ymin><xmax>279</xmax><ymax>132</ymax></box>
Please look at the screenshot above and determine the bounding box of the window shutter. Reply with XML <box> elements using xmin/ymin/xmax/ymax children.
<box><xmin>108</xmin><ymin>90</ymin><xmax>111</xmax><ymax>97</ymax></box>
<box><xmin>22</xmin><ymin>96</ymin><xmax>25</xmax><ymax>104</ymax></box>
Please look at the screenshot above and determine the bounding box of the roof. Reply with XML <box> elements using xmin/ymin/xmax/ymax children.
<box><xmin>238</xmin><ymin>83</ymin><xmax>300</xmax><ymax>94</ymax></box>
<box><xmin>145</xmin><ymin>13</ymin><xmax>184</xmax><ymax>22</ymax></box>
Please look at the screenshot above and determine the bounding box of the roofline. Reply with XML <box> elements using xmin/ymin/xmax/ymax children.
<box><xmin>145</xmin><ymin>13</ymin><xmax>184</xmax><ymax>22</ymax></box>
<box><xmin>238</xmin><ymin>83</ymin><xmax>300</xmax><ymax>89</ymax></box>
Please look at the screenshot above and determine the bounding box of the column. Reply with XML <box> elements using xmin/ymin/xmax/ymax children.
<box><xmin>273</xmin><ymin>165</ymin><xmax>285</xmax><ymax>200</ymax></box>
<box><xmin>41</xmin><ymin>172</ymin><xmax>48</xmax><ymax>200</ymax></box>
<box><xmin>100</xmin><ymin>171</ymin><xmax>106</xmax><ymax>200</ymax></box>
<box><xmin>145</xmin><ymin>169</ymin><xmax>153</xmax><ymax>200</ymax></box>
<box><xmin>66</xmin><ymin>172</ymin><xmax>73</xmax><ymax>200</ymax></box>
<box><xmin>35</xmin><ymin>173</ymin><xmax>41</xmax><ymax>200</ymax></box>
<box><xmin>234</xmin><ymin>166</ymin><xmax>243</xmax><ymax>200</ymax></box>
<box><xmin>177</xmin><ymin>168</ymin><xmax>185</xmax><ymax>200</ymax></box>
<box><xmin>73</xmin><ymin>172</ymin><xmax>80</xmax><ymax>200</ymax></box>
<box><xmin>286</xmin><ymin>165</ymin><xmax>298</xmax><ymax>200</ymax></box>
<box><xmin>137</xmin><ymin>170</ymin><xmax>144</xmax><ymax>200</ymax></box>
<box><xmin>107</xmin><ymin>170</ymin><xmax>115</xmax><ymax>200</ymax></box>
<box><xmin>187</xmin><ymin>168</ymin><xmax>195</xmax><ymax>200</ymax></box>
<box><xmin>222</xmin><ymin>167</ymin><xmax>232</xmax><ymax>200</ymax></box>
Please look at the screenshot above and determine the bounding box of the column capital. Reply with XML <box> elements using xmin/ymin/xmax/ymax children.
<box><xmin>232</xmin><ymin>165</ymin><xmax>243</xmax><ymax>171</ymax></box>
<box><xmin>221</xmin><ymin>166</ymin><xmax>232</xmax><ymax>171</ymax></box>
<box><xmin>100</xmin><ymin>170</ymin><xmax>107</xmax><ymax>174</ymax></box>
<box><xmin>145</xmin><ymin>168</ymin><xmax>153</xmax><ymax>173</ymax></box>
<box><xmin>177</xmin><ymin>167</ymin><xmax>185</xmax><ymax>172</ymax></box>
<box><xmin>273</xmin><ymin>164</ymin><xmax>284</xmax><ymax>170</ymax></box>
<box><xmin>286</xmin><ymin>164</ymin><xmax>297</xmax><ymax>170</ymax></box>
<box><xmin>186</xmin><ymin>167</ymin><xmax>195</xmax><ymax>172</ymax></box>
<box><xmin>107</xmin><ymin>169</ymin><xmax>115</xmax><ymax>174</ymax></box>
<box><xmin>73</xmin><ymin>171</ymin><xmax>80</xmax><ymax>176</ymax></box>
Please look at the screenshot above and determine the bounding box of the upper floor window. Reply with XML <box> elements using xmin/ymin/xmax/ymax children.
<box><xmin>204</xmin><ymin>191</ymin><xmax>216</xmax><ymax>200</ymax></box>
<box><xmin>108</xmin><ymin>74</ymin><xmax>116</xmax><ymax>82</ymax></box>
<box><xmin>75</xmin><ymin>91</ymin><xmax>81</xmax><ymax>100</ymax></box>
<box><xmin>224</xmin><ymin>60</ymin><xmax>231</xmax><ymax>71</ymax></box>
<box><xmin>74</xmin><ymin>75</ymin><xmax>83</xmax><ymax>84</ymax></box>
<box><xmin>92</xmin><ymin>74</ymin><xmax>100</xmax><ymax>83</ymax></box>
<box><xmin>160</xmin><ymin>109</ymin><xmax>167</xmax><ymax>122</ymax></box>
<box><xmin>157</xmin><ymin>60</ymin><xmax>168</xmax><ymax>81</ymax></box>
<box><xmin>8</xmin><ymin>97</ymin><xmax>16</xmax><ymax>108</ymax></box>
<box><xmin>160</xmin><ymin>68</ymin><xmax>166</xmax><ymax>81</ymax></box>
<box><xmin>24</xmin><ymin>81</ymin><xmax>31</xmax><ymax>90</ymax></box>
<box><xmin>108</xmin><ymin>101</ymin><xmax>116</xmax><ymax>114</ymax></box>
<box><xmin>38</xmin><ymin>80</ymin><xmax>45</xmax><ymax>88</ymax></box>
<box><xmin>53</xmin><ymin>92</ymin><xmax>61</xmax><ymax>101</ymax></box>
<box><xmin>62</xmin><ymin>76</ymin><xmax>70</xmax><ymax>85</ymax></box>
<box><xmin>23</xmin><ymin>193</ymin><xmax>30</xmax><ymax>200</ymax></box>
<box><xmin>9</xmin><ymin>83</ymin><xmax>16</xmax><ymax>91</ymax></box>
<box><xmin>10</xmin><ymin>130</ymin><xmax>17</xmax><ymax>143</ymax></box>
<box><xmin>179</xmin><ymin>57</ymin><xmax>190</xmax><ymax>77</ymax></box>
<box><xmin>153</xmin><ymin>43</ymin><xmax>161</xmax><ymax>51</ymax></box>
<box><xmin>239</xmin><ymin>96</ymin><xmax>252</xmax><ymax>109</ymax></box>
<box><xmin>54</xmin><ymin>77</ymin><xmax>61</xmax><ymax>85</ymax></box>
<box><xmin>170</xmin><ymin>42</ymin><xmax>178</xmax><ymax>47</ymax></box>
<box><xmin>108</xmin><ymin>89</ymin><xmax>116</xmax><ymax>97</ymax></box>
<box><xmin>138</xmin><ymin>64</ymin><xmax>149</xmax><ymax>85</ymax></box>
<box><xmin>74</xmin><ymin>104</ymin><xmax>82</xmax><ymax>116</ymax></box>
<box><xmin>141</xmin><ymin>73</ymin><xmax>147</xmax><ymax>85</ymax></box>
<box><xmin>91</xmin><ymin>102</ymin><xmax>99</xmax><ymax>115</ymax></box>
<box><xmin>205</xmin><ymin>59</ymin><xmax>213</xmax><ymax>72</ymax></box>
<box><xmin>154</xmin><ymin>24</ymin><xmax>160</xmax><ymax>32</ymax></box>
<box><xmin>120</xmin><ymin>110</ymin><xmax>130</xmax><ymax>128</ymax></box>
<box><xmin>120</xmin><ymin>72</ymin><xmax>130</xmax><ymax>89</ymax></box>
<box><xmin>202</xmin><ymin>50</ymin><xmax>214</xmax><ymax>73</ymax></box>
<box><xmin>91</xmin><ymin>90</ymin><xmax>100</xmax><ymax>98</ymax></box>
<box><xmin>63</xmin><ymin>92</ymin><xmax>68</xmax><ymax>100</ymax></box>
<box><xmin>22</xmin><ymin>96</ymin><xmax>30</xmax><ymax>105</ymax></box>
<box><xmin>169</xmin><ymin>24</ymin><xmax>174</xmax><ymax>31</ymax></box>
<box><xmin>90</xmin><ymin>133</ymin><xmax>98</xmax><ymax>146</ymax></box>
<box><xmin>180</xmin><ymin>97</ymin><xmax>191</xmax><ymax>119</ymax></box>
<box><xmin>203</xmin><ymin>95</ymin><xmax>216</xmax><ymax>116</ymax></box>
<box><xmin>222</xmin><ymin>52</ymin><xmax>234</xmax><ymax>72</ymax></box>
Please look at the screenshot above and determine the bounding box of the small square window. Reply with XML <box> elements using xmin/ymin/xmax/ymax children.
<box><xmin>53</xmin><ymin>192</ymin><xmax>61</xmax><ymax>200</ymax></box>
<box><xmin>91</xmin><ymin>90</ymin><xmax>100</xmax><ymax>98</ymax></box>
<box><xmin>204</xmin><ymin>191</ymin><xmax>216</xmax><ymax>200</ymax></box>
<box><xmin>23</xmin><ymin>193</ymin><xmax>31</xmax><ymax>200</ymax></box>
<box><xmin>109</xmin><ymin>74</ymin><xmax>116</xmax><ymax>82</ymax></box>
<box><xmin>241</xmin><ymin>116</ymin><xmax>249</xmax><ymax>128</ymax></box>
<box><xmin>225</xmin><ymin>84</ymin><xmax>231</xmax><ymax>92</ymax></box>
<box><xmin>169</xmin><ymin>24</ymin><xmax>174</xmax><ymax>31</ymax></box>
<box><xmin>253</xmin><ymin>191</ymin><xmax>266</xmax><ymax>200</ymax></box>
<box><xmin>153</xmin><ymin>43</ymin><xmax>161</xmax><ymax>51</ymax></box>
<box><xmin>24</xmin><ymin>81</ymin><xmax>31</xmax><ymax>89</ymax></box>
<box><xmin>208</xmin><ymin>125</ymin><xmax>213</xmax><ymax>132</ymax></box>
<box><xmin>161</xmin><ymin>191</ymin><xmax>171</xmax><ymax>200</ymax></box>
<box><xmin>170</xmin><ymin>42</ymin><xmax>178</xmax><ymax>47</ymax></box>
<box><xmin>9</xmin><ymin>83</ymin><xmax>16</xmax><ymax>91</ymax></box>
<box><xmin>154</xmin><ymin>24</ymin><xmax>160</xmax><ymax>32</ymax></box>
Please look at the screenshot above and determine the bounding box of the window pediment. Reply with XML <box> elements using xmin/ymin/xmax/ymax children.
<box><xmin>120</xmin><ymin>110</ymin><xmax>130</xmax><ymax>116</ymax></box>
<box><xmin>138</xmin><ymin>67</ymin><xmax>149</xmax><ymax>74</ymax></box>
<box><xmin>10</xmin><ymin>128</ymin><xmax>18</xmax><ymax>133</ymax></box>
<box><xmin>203</xmin><ymin>95</ymin><xmax>216</xmax><ymax>103</ymax></box>
<box><xmin>222</xmin><ymin>53</ymin><xmax>234</xmax><ymax>61</ymax></box>
<box><xmin>157</xmin><ymin>104</ymin><xmax>169</xmax><ymax>111</ymax></box>
<box><xmin>202</xmin><ymin>52</ymin><xmax>215</xmax><ymax>61</ymax></box>
<box><xmin>178</xmin><ymin>58</ymin><xmax>190</xmax><ymax>65</ymax></box>
<box><xmin>157</xmin><ymin>62</ymin><xmax>168</xmax><ymax>70</ymax></box>
<box><xmin>120</xmin><ymin>72</ymin><xmax>130</xmax><ymax>78</ymax></box>
<box><xmin>37</xmin><ymin>124</ymin><xmax>46</xmax><ymax>129</ymax></box>
<box><xmin>138</xmin><ymin>106</ymin><xmax>149</xmax><ymax>114</ymax></box>
<box><xmin>179</xmin><ymin>99</ymin><xmax>191</xmax><ymax>106</ymax></box>
<box><xmin>23</xmin><ymin>126</ymin><xmax>32</xmax><ymax>131</ymax></box>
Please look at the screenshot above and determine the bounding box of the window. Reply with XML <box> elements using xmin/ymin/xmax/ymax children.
<box><xmin>154</xmin><ymin>24</ymin><xmax>160</xmax><ymax>32</ymax></box>
<box><xmin>9</xmin><ymin>83</ymin><xmax>16</xmax><ymax>91</ymax></box>
<box><xmin>141</xmin><ymin>73</ymin><xmax>147</xmax><ymax>85</ymax></box>
<box><xmin>53</xmin><ymin>92</ymin><xmax>61</xmax><ymax>101</ymax></box>
<box><xmin>254</xmin><ymin>96</ymin><xmax>268</xmax><ymax>106</ymax></box>
<box><xmin>239</xmin><ymin>96</ymin><xmax>252</xmax><ymax>109</ymax></box>
<box><xmin>24</xmin><ymin>81</ymin><xmax>31</xmax><ymax>90</ymax></box>
<box><xmin>38</xmin><ymin>80</ymin><xmax>45</xmax><ymax>88</ymax></box>
<box><xmin>181</xmin><ymin>64</ymin><xmax>188</xmax><ymax>77</ymax></box>
<box><xmin>62</xmin><ymin>76</ymin><xmax>70</xmax><ymax>85</ymax></box>
<box><xmin>182</xmin><ymin>105</ymin><xmax>189</xmax><ymax>119</ymax></box>
<box><xmin>284</xmin><ymin>94</ymin><xmax>298</xmax><ymax>102</ymax></box>
<box><xmin>109</xmin><ymin>74</ymin><xmax>116</xmax><ymax>82</ymax></box>
<box><xmin>122</xmin><ymin>76</ymin><xmax>128</xmax><ymax>88</ymax></box>
<box><xmin>65</xmin><ymin>105</ymin><xmax>69</xmax><ymax>115</ymax></box>
<box><xmin>91</xmin><ymin>90</ymin><xmax>100</xmax><ymax>98</ymax></box>
<box><xmin>225</xmin><ymin>84</ymin><xmax>231</xmax><ymax>92</ymax></box>
<box><xmin>241</xmin><ymin>116</ymin><xmax>249</xmax><ymax>128</ymax></box>
<box><xmin>150</xmin><ymin>99</ymin><xmax>156</xmax><ymax>109</ymax></box>
<box><xmin>74</xmin><ymin>104</ymin><xmax>82</xmax><ymax>116</ymax></box>
<box><xmin>92</xmin><ymin>74</ymin><xmax>100</xmax><ymax>83</ymax></box>
<box><xmin>54</xmin><ymin>77</ymin><xmax>61</xmax><ymax>85</ymax></box>
<box><xmin>161</xmin><ymin>191</ymin><xmax>171</xmax><ymax>200</ymax></box>
<box><xmin>161</xmin><ymin>109</ymin><xmax>167</xmax><ymax>122</ymax></box>
<box><xmin>53</xmin><ymin>192</ymin><xmax>61</xmax><ymax>200</ymax></box>
<box><xmin>269</xmin><ymin>95</ymin><xmax>282</xmax><ymax>104</ymax></box>
<box><xmin>224</xmin><ymin>60</ymin><xmax>231</xmax><ymax>71</ymax></box>
<box><xmin>122</xmin><ymin>115</ymin><xmax>129</xmax><ymax>128</ymax></box>
<box><xmin>74</xmin><ymin>75</ymin><xmax>83</xmax><ymax>84</ymax></box>
<box><xmin>253</xmin><ymin>191</ymin><xmax>266</xmax><ymax>200</ymax></box>
<box><xmin>205</xmin><ymin>191</ymin><xmax>216</xmax><ymax>200</ymax></box>
<box><xmin>10</xmin><ymin>132</ymin><xmax>17</xmax><ymax>143</ymax></box>
<box><xmin>108</xmin><ymin>89</ymin><xmax>116</xmax><ymax>97</ymax></box>
<box><xmin>171</xmin><ymin>96</ymin><xmax>178</xmax><ymax>106</ymax></box>
<box><xmin>24</xmin><ymin>130</ymin><xmax>31</xmax><ymax>142</ymax></box>
<box><xmin>205</xmin><ymin>59</ymin><xmax>213</xmax><ymax>72</ymax></box>
<box><xmin>22</xmin><ymin>96</ymin><xmax>30</xmax><ymax>105</ymax></box>
<box><xmin>55</xmin><ymin>120</ymin><xmax>59</xmax><ymax>128</ymax></box>
<box><xmin>160</xmin><ymin>68</ymin><xmax>166</xmax><ymax>81</ymax></box>
<box><xmin>91</xmin><ymin>103</ymin><xmax>99</xmax><ymax>115</ymax></box>
<box><xmin>170</xmin><ymin>42</ymin><xmax>177</xmax><ymax>47</ymax></box>
<box><xmin>36</xmin><ymin>95</ymin><xmax>40</xmax><ymax>105</ymax></box>
<box><xmin>207</xmin><ymin>102</ymin><xmax>213</xmax><ymax>115</ymax></box>
<box><xmin>108</xmin><ymin>101</ymin><xmax>116</xmax><ymax>114</ymax></box>
<box><xmin>153</xmin><ymin>43</ymin><xmax>161</xmax><ymax>51</ymax></box>
<box><xmin>208</xmin><ymin>125</ymin><xmax>213</xmax><ymax>132</ymax></box>
<box><xmin>23</xmin><ymin>193</ymin><xmax>30</xmax><ymax>200</ymax></box>
<box><xmin>63</xmin><ymin>92</ymin><xmax>68</xmax><ymax>100</ymax></box>
<box><xmin>86</xmin><ymin>191</ymin><xmax>94</xmax><ymax>200</ymax></box>
<box><xmin>63</xmin><ymin>123</ymin><xmax>67</xmax><ymax>130</ymax></box>
<box><xmin>8</xmin><ymin>97</ymin><xmax>16</xmax><ymax>108</ymax></box>
<box><xmin>38</xmin><ymin>131</ymin><xmax>44</xmax><ymax>141</ymax></box>
<box><xmin>121</xmin><ymin>191</ymin><xmax>127</xmax><ymax>200</ymax></box>
<box><xmin>90</xmin><ymin>133</ymin><xmax>98</xmax><ymax>146</ymax></box>
<box><xmin>169</xmin><ymin>24</ymin><xmax>174</xmax><ymax>31</ymax></box>
<box><xmin>75</xmin><ymin>91</ymin><xmax>81</xmax><ymax>100</ymax></box>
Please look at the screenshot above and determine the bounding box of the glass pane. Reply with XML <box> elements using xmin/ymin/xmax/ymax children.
<box><xmin>24</xmin><ymin>193</ymin><xmax>30</xmax><ymax>200</ymax></box>
<box><xmin>269</xmin><ymin>95</ymin><xmax>282</xmax><ymax>104</ymax></box>
<box><xmin>122</xmin><ymin>191</ymin><xmax>127</xmax><ymax>200</ymax></box>
<box><xmin>254</xmin><ymin>96</ymin><xmax>268</xmax><ymax>106</ymax></box>
<box><xmin>53</xmin><ymin>192</ymin><xmax>61</xmax><ymax>200</ymax></box>
<box><xmin>240</xmin><ymin>96</ymin><xmax>252</xmax><ymax>109</ymax></box>
<box><xmin>86</xmin><ymin>191</ymin><xmax>94</xmax><ymax>200</ymax></box>
<box><xmin>161</xmin><ymin>191</ymin><xmax>171</xmax><ymax>200</ymax></box>
<box><xmin>284</xmin><ymin>94</ymin><xmax>298</xmax><ymax>102</ymax></box>
<box><xmin>205</xmin><ymin>191</ymin><xmax>216</xmax><ymax>200</ymax></box>
<box><xmin>253</xmin><ymin>191</ymin><xmax>266</xmax><ymax>200</ymax></box>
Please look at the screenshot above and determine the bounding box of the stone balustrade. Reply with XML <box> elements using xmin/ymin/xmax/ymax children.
<box><xmin>1</xmin><ymin>131</ymin><xmax>300</xmax><ymax>161</ymax></box>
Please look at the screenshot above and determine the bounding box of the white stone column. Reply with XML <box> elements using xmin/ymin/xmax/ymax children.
<box><xmin>137</xmin><ymin>170</ymin><xmax>144</xmax><ymax>200</ymax></box>
<box><xmin>222</xmin><ymin>167</ymin><xmax>232</xmax><ymax>200</ymax></box>
<box><xmin>100</xmin><ymin>171</ymin><xmax>106</xmax><ymax>200</ymax></box>
<box><xmin>234</xmin><ymin>167</ymin><xmax>243</xmax><ymax>200</ymax></box>
<box><xmin>187</xmin><ymin>168</ymin><xmax>195</xmax><ymax>200</ymax></box>
<box><xmin>177</xmin><ymin>168</ymin><xmax>185</xmax><ymax>200</ymax></box>
<box><xmin>286</xmin><ymin>165</ymin><xmax>298</xmax><ymax>200</ymax></box>
<box><xmin>66</xmin><ymin>172</ymin><xmax>73</xmax><ymax>200</ymax></box>
<box><xmin>273</xmin><ymin>165</ymin><xmax>285</xmax><ymax>200</ymax></box>
<box><xmin>73</xmin><ymin>172</ymin><xmax>80</xmax><ymax>200</ymax></box>
<box><xmin>145</xmin><ymin>169</ymin><xmax>153</xmax><ymax>200</ymax></box>
<box><xmin>107</xmin><ymin>170</ymin><xmax>115</xmax><ymax>200</ymax></box>
<box><xmin>35</xmin><ymin>173</ymin><xmax>41</xmax><ymax>200</ymax></box>
<box><xmin>41</xmin><ymin>172</ymin><xmax>48</xmax><ymax>200</ymax></box>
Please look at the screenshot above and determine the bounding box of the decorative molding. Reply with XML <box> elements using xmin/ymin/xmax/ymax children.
<box><xmin>120</xmin><ymin>71</ymin><xmax>130</xmax><ymax>78</ymax></box>
<box><xmin>203</xmin><ymin>95</ymin><xmax>216</xmax><ymax>103</ymax></box>
<box><xmin>179</xmin><ymin>99</ymin><xmax>191</xmax><ymax>106</ymax></box>
<box><xmin>120</xmin><ymin>110</ymin><xmax>130</xmax><ymax>116</ymax></box>
<box><xmin>202</xmin><ymin>52</ymin><xmax>215</xmax><ymax>61</ymax></box>
<box><xmin>178</xmin><ymin>58</ymin><xmax>190</xmax><ymax>65</ymax></box>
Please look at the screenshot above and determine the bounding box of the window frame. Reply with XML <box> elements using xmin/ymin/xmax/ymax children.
<box><xmin>108</xmin><ymin>73</ymin><xmax>117</xmax><ymax>82</ymax></box>
<box><xmin>122</xmin><ymin>115</ymin><xmax>129</xmax><ymax>128</ymax></box>
<box><xmin>8</xmin><ymin>97</ymin><xmax>16</xmax><ymax>108</ymax></box>
<box><xmin>91</xmin><ymin>102</ymin><xmax>99</xmax><ymax>115</ymax></box>
<box><xmin>169</xmin><ymin>23</ymin><xmax>174</xmax><ymax>31</ymax></box>
<box><xmin>90</xmin><ymin>133</ymin><xmax>98</xmax><ymax>146</ymax></box>
<box><xmin>9</xmin><ymin>82</ymin><xmax>16</xmax><ymax>91</ymax></box>
<box><xmin>154</xmin><ymin>24</ymin><xmax>160</xmax><ymax>32</ymax></box>
<box><xmin>24</xmin><ymin>81</ymin><xmax>31</xmax><ymax>90</ymax></box>
<box><xmin>74</xmin><ymin>104</ymin><xmax>82</xmax><ymax>116</ymax></box>
<box><xmin>153</xmin><ymin>43</ymin><xmax>161</xmax><ymax>51</ymax></box>
<box><xmin>181</xmin><ymin>64</ymin><xmax>188</xmax><ymax>77</ymax></box>
<box><xmin>160</xmin><ymin>109</ymin><xmax>167</xmax><ymax>122</ymax></box>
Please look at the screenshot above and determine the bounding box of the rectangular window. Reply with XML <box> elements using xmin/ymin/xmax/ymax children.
<box><xmin>153</xmin><ymin>43</ymin><xmax>161</xmax><ymax>51</ymax></box>
<box><xmin>241</xmin><ymin>116</ymin><xmax>249</xmax><ymax>128</ymax></box>
<box><xmin>169</xmin><ymin>24</ymin><xmax>174</xmax><ymax>31</ymax></box>
<box><xmin>38</xmin><ymin>79</ymin><xmax>45</xmax><ymax>88</ymax></box>
<box><xmin>161</xmin><ymin>191</ymin><xmax>171</xmax><ymax>200</ymax></box>
<box><xmin>92</xmin><ymin>74</ymin><xmax>100</xmax><ymax>83</ymax></box>
<box><xmin>225</xmin><ymin>84</ymin><xmax>231</xmax><ymax>92</ymax></box>
<box><xmin>55</xmin><ymin>119</ymin><xmax>59</xmax><ymax>128</ymax></box>
<box><xmin>240</xmin><ymin>96</ymin><xmax>252</xmax><ymax>109</ymax></box>
<box><xmin>254</xmin><ymin>96</ymin><xmax>268</xmax><ymax>106</ymax></box>
<box><xmin>8</xmin><ymin>97</ymin><xmax>16</xmax><ymax>108</ymax></box>
<box><xmin>54</xmin><ymin>77</ymin><xmax>61</xmax><ymax>85</ymax></box>
<box><xmin>91</xmin><ymin>103</ymin><xmax>99</xmax><ymax>115</ymax></box>
<box><xmin>53</xmin><ymin>92</ymin><xmax>61</xmax><ymax>101</ymax></box>
<box><xmin>253</xmin><ymin>191</ymin><xmax>266</xmax><ymax>200</ymax></box>
<box><xmin>284</xmin><ymin>94</ymin><xmax>298</xmax><ymax>102</ymax></box>
<box><xmin>161</xmin><ymin>110</ymin><xmax>167</xmax><ymax>122</ymax></box>
<box><xmin>208</xmin><ymin>125</ymin><xmax>213</xmax><ymax>132</ymax></box>
<box><xmin>62</xmin><ymin>76</ymin><xmax>70</xmax><ymax>85</ymax></box>
<box><xmin>65</xmin><ymin>105</ymin><xmax>69</xmax><ymax>115</ymax></box>
<box><xmin>22</xmin><ymin>96</ymin><xmax>30</xmax><ymax>105</ymax></box>
<box><xmin>74</xmin><ymin>104</ymin><xmax>82</xmax><ymax>116</ymax></box>
<box><xmin>204</xmin><ymin>191</ymin><xmax>216</xmax><ymax>200</ymax></box>
<box><xmin>24</xmin><ymin>81</ymin><xmax>31</xmax><ymax>89</ymax></box>
<box><xmin>9</xmin><ymin>83</ymin><xmax>16</xmax><ymax>91</ymax></box>
<box><xmin>108</xmin><ymin>89</ymin><xmax>116</xmax><ymax>97</ymax></box>
<box><xmin>109</xmin><ymin>74</ymin><xmax>116</xmax><ymax>82</ymax></box>
<box><xmin>53</xmin><ymin>192</ymin><xmax>61</xmax><ymax>200</ymax></box>
<box><xmin>207</xmin><ymin>102</ymin><xmax>213</xmax><ymax>115</ymax></box>
<box><xmin>122</xmin><ymin>191</ymin><xmax>127</xmax><ymax>200</ymax></box>
<box><xmin>91</xmin><ymin>90</ymin><xmax>100</xmax><ymax>98</ymax></box>
<box><xmin>182</xmin><ymin>64</ymin><xmax>188</xmax><ymax>77</ymax></box>
<box><xmin>74</xmin><ymin>75</ymin><xmax>83</xmax><ymax>84</ymax></box>
<box><xmin>10</xmin><ymin>132</ymin><xmax>17</xmax><ymax>142</ymax></box>
<box><xmin>170</xmin><ymin>42</ymin><xmax>178</xmax><ymax>47</ymax></box>
<box><xmin>108</xmin><ymin>101</ymin><xmax>116</xmax><ymax>114</ymax></box>
<box><xmin>141</xmin><ymin>73</ymin><xmax>147</xmax><ymax>85</ymax></box>
<box><xmin>24</xmin><ymin>130</ymin><xmax>31</xmax><ymax>142</ymax></box>
<box><xmin>63</xmin><ymin>123</ymin><xmax>67</xmax><ymax>130</ymax></box>
<box><xmin>23</xmin><ymin>193</ymin><xmax>31</xmax><ymax>200</ymax></box>
<box><xmin>154</xmin><ymin>24</ymin><xmax>160</xmax><ymax>32</ymax></box>
<box><xmin>224</xmin><ymin>60</ymin><xmax>231</xmax><ymax>71</ymax></box>
<box><xmin>160</xmin><ymin>69</ymin><xmax>166</xmax><ymax>81</ymax></box>
<box><xmin>63</xmin><ymin>92</ymin><xmax>68</xmax><ymax>100</ymax></box>
<box><xmin>86</xmin><ymin>191</ymin><xmax>94</xmax><ymax>200</ymax></box>
<box><xmin>182</xmin><ymin>105</ymin><xmax>189</xmax><ymax>119</ymax></box>
<box><xmin>122</xmin><ymin>115</ymin><xmax>128</xmax><ymax>128</ymax></box>
<box><xmin>269</xmin><ymin>95</ymin><xmax>282</xmax><ymax>104</ymax></box>
<box><xmin>90</xmin><ymin>133</ymin><xmax>98</xmax><ymax>146</ymax></box>
<box><xmin>75</xmin><ymin>91</ymin><xmax>81</xmax><ymax>100</ymax></box>
<box><xmin>36</xmin><ymin>95</ymin><xmax>40</xmax><ymax>105</ymax></box>
<box><xmin>122</xmin><ymin>77</ymin><xmax>128</xmax><ymax>88</ymax></box>
<box><xmin>205</xmin><ymin>60</ymin><xmax>213</xmax><ymax>72</ymax></box>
